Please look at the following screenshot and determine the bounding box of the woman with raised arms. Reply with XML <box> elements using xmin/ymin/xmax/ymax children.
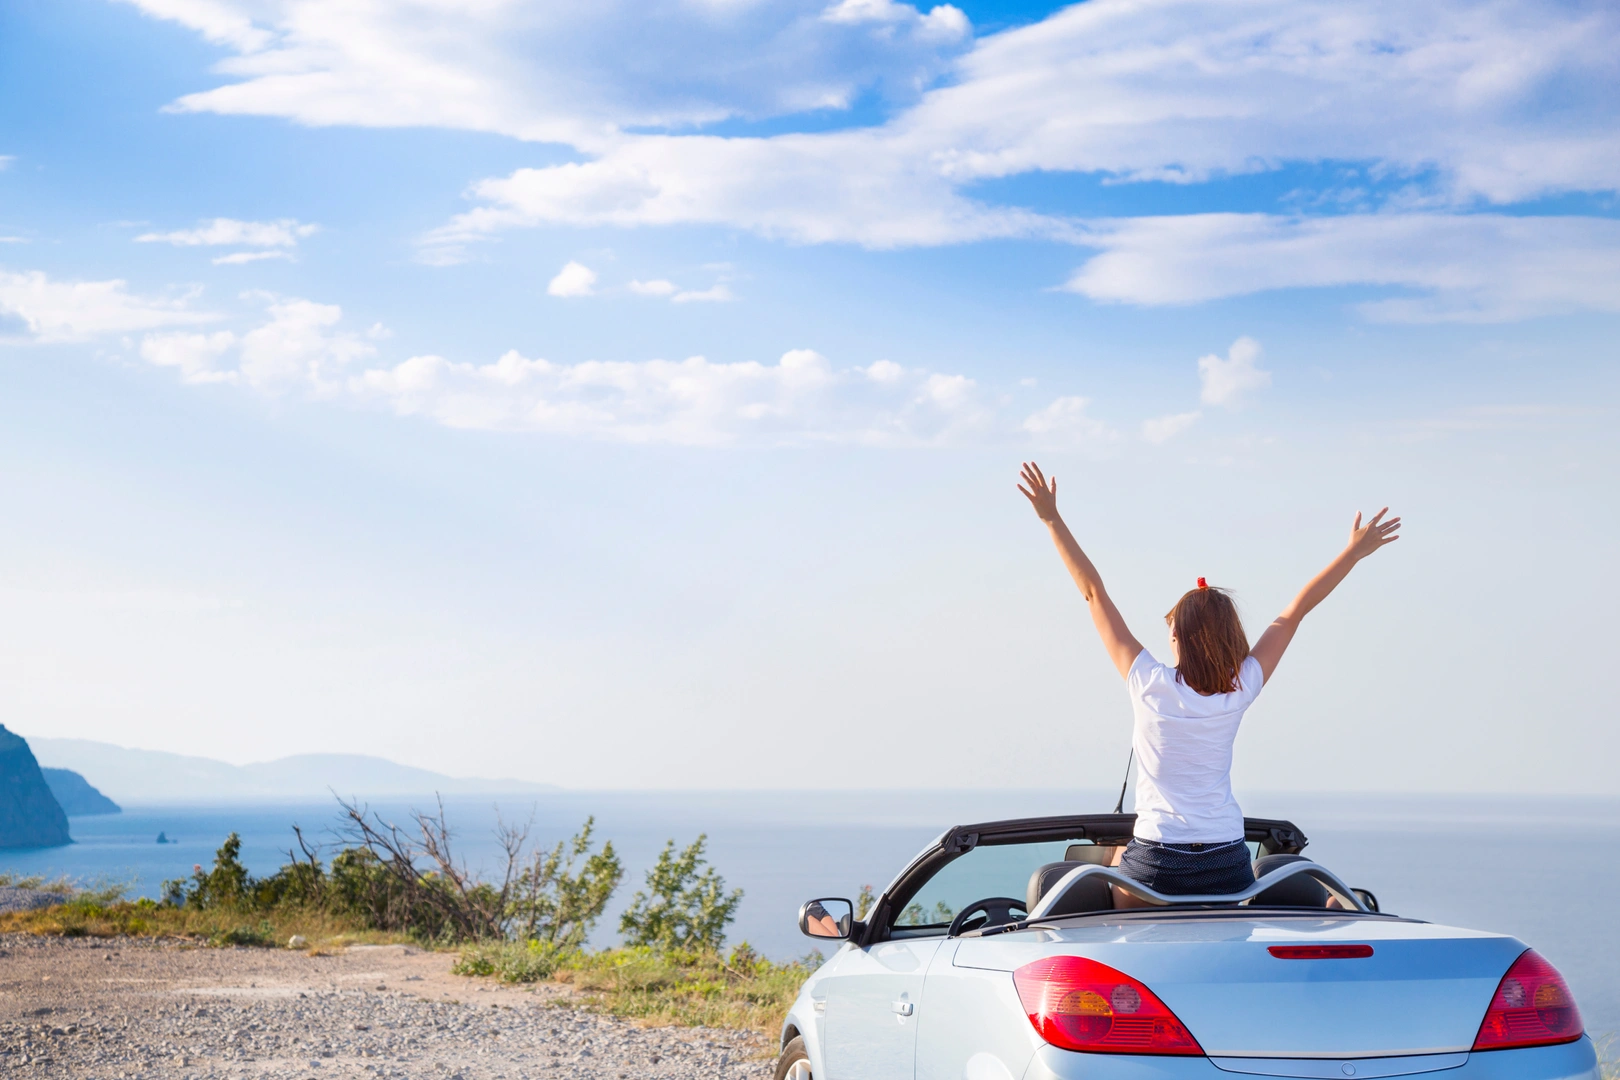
<box><xmin>1017</xmin><ymin>461</ymin><xmax>1401</xmax><ymax>900</ymax></box>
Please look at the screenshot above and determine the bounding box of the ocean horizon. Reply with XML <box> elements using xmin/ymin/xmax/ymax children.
<box><xmin>5</xmin><ymin>788</ymin><xmax>1616</xmax><ymax>1043</ymax></box>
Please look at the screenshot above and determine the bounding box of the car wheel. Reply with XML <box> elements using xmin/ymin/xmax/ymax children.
<box><xmin>774</xmin><ymin>1036</ymin><xmax>812</xmax><ymax>1080</ymax></box>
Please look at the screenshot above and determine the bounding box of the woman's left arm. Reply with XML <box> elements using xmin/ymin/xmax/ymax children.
<box><xmin>1250</xmin><ymin>508</ymin><xmax>1402</xmax><ymax>683</ymax></box>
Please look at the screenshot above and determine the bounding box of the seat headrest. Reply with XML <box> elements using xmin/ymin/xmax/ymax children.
<box><xmin>1062</xmin><ymin>844</ymin><xmax>1121</xmax><ymax>865</ymax></box>
<box><xmin>1251</xmin><ymin>854</ymin><xmax>1330</xmax><ymax>907</ymax></box>
<box><xmin>1026</xmin><ymin>862</ymin><xmax>1114</xmax><ymax>917</ymax></box>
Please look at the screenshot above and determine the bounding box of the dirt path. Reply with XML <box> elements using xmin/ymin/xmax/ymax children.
<box><xmin>0</xmin><ymin>934</ymin><xmax>773</xmax><ymax>1079</ymax></box>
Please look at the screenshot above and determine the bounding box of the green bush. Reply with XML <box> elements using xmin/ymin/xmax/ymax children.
<box><xmin>508</xmin><ymin>817</ymin><xmax>623</xmax><ymax>948</ymax></box>
<box><xmin>163</xmin><ymin>833</ymin><xmax>251</xmax><ymax>909</ymax></box>
<box><xmin>452</xmin><ymin>938</ymin><xmax>572</xmax><ymax>983</ymax></box>
<box><xmin>209</xmin><ymin>921</ymin><xmax>275</xmax><ymax>947</ymax></box>
<box><xmin>619</xmin><ymin>834</ymin><xmax>743</xmax><ymax>953</ymax></box>
<box><xmin>156</xmin><ymin>809</ymin><xmax>624</xmax><ymax>947</ymax></box>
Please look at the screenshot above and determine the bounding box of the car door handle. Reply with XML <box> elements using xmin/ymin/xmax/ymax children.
<box><xmin>891</xmin><ymin>1001</ymin><xmax>914</xmax><ymax>1016</ymax></box>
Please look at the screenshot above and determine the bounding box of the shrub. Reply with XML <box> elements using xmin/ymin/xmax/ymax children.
<box><xmin>163</xmin><ymin>833</ymin><xmax>251</xmax><ymax>909</ymax></box>
<box><xmin>508</xmin><ymin>817</ymin><xmax>623</xmax><ymax>948</ymax></box>
<box><xmin>157</xmin><ymin>803</ymin><xmax>624</xmax><ymax>947</ymax></box>
<box><xmin>618</xmin><ymin>834</ymin><xmax>742</xmax><ymax>953</ymax></box>
<box><xmin>209</xmin><ymin>921</ymin><xmax>275</xmax><ymax>948</ymax></box>
<box><xmin>452</xmin><ymin>938</ymin><xmax>572</xmax><ymax>983</ymax></box>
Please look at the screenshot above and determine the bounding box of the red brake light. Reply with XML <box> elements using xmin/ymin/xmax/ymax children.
<box><xmin>1472</xmin><ymin>950</ymin><xmax>1583</xmax><ymax>1051</ymax></box>
<box><xmin>1012</xmin><ymin>956</ymin><xmax>1203</xmax><ymax>1056</ymax></box>
<box><xmin>1268</xmin><ymin>945</ymin><xmax>1374</xmax><ymax>960</ymax></box>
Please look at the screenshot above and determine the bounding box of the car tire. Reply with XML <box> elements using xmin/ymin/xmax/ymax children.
<box><xmin>774</xmin><ymin>1036</ymin><xmax>813</xmax><ymax>1080</ymax></box>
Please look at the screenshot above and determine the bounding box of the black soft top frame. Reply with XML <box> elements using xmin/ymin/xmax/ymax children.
<box><xmin>858</xmin><ymin>813</ymin><xmax>1308</xmax><ymax>946</ymax></box>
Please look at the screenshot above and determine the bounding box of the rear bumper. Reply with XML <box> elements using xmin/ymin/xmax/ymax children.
<box><xmin>1024</xmin><ymin>1037</ymin><xmax>1600</xmax><ymax>1080</ymax></box>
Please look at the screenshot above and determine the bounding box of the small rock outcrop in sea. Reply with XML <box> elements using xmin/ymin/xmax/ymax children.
<box><xmin>0</xmin><ymin>725</ymin><xmax>72</xmax><ymax>849</ymax></box>
<box><xmin>41</xmin><ymin>767</ymin><xmax>121</xmax><ymax>816</ymax></box>
<box><xmin>156</xmin><ymin>831</ymin><xmax>172</xmax><ymax>844</ymax></box>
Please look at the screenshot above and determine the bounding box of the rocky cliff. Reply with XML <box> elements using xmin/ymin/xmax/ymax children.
<box><xmin>41</xmin><ymin>767</ymin><xmax>121</xmax><ymax>816</ymax></box>
<box><xmin>0</xmin><ymin>725</ymin><xmax>71</xmax><ymax>849</ymax></box>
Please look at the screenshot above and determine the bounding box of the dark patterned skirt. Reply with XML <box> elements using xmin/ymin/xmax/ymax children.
<box><xmin>1116</xmin><ymin>837</ymin><xmax>1255</xmax><ymax>895</ymax></box>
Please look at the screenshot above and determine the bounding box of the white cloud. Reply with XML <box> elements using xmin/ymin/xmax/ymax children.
<box><xmin>0</xmin><ymin>156</ymin><xmax>13</xmax><ymax>171</ymax></box>
<box><xmin>213</xmin><ymin>250</ymin><xmax>293</xmax><ymax>265</ymax></box>
<box><xmin>124</xmin><ymin>295</ymin><xmax>372</xmax><ymax>392</ymax></box>
<box><xmin>628</xmin><ymin>279</ymin><xmax>678</xmax><ymax>297</ymax></box>
<box><xmin>139</xmin><ymin>330</ymin><xmax>238</xmax><ymax>384</ymax></box>
<box><xmin>1198</xmin><ymin>338</ymin><xmax>1270</xmax><ymax>408</ymax></box>
<box><xmin>118</xmin><ymin>0</ymin><xmax>1620</xmax><ymax>306</ymax></box>
<box><xmin>104</xmin><ymin>291</ymin><xmax>1057</xmax><ymax>445</ymax></box>
<box><xmin>347</xmin><ymin>346</ymin><xmax>993</xmax><ymax>445</ymax></box>
<box><xmin>671</xmin><ymin>284</ymin><xmax>735</xmax><ymax>303</ymax></box>
<box><xmin>0</xmin><ymin>269</ymin><xmax>217</xmax><ymax>344</ymax></box>
<box><xmin>626</xmin><ymin>277</ymin><xmax>734</xmax><ymax>302</ymax></box>
<box><xmin>131</xmin><ymin>0</ymin><xmax>1620</xmax><ymax>212</ymax></box>
<box><xmin>1022</xmin><ymin>395</ymin><xmax>1117</xmax><ymax>449</ymax></box>
<box><xmin>1063</xmin><ymin>213</ymin><xmax>1620</xmax><ymax>322</ymax></box>
<box><xmin>121</xmin><ymin>0</ymin><xmax>969</xmax><ymax>147</ymax></box>
<box><xmin>236</xmin><ymin>298</ymin><xmax>376</xmax><ymax>390</ymax></box>
<box><xmin>420</xmin><ymin>0</ymin><xmax>1618</xmax><ymax>260</ymax></box>
<box><xmin>113</xmin><ymin>0</ymin><xmax>271</xmax><ymax>51</ymax></box>
<box><xmin>547</xmin><ymin>261</ymin><xmax>598</xmax><ymax>298</ymax></box>
<box><xmin>423</xmin><ymin>135</ymin><xmax>1064</xmax><ymax>253</ymax></box>
<box><xmin>137</xmin><ymin>218</ymin><xmax>318</xmax><ymax>248</ymax></box>
<box><xmin>821</xmin><ymin>0</ymin><xmax>969</xmax><ymax>43</ymax></box>
<box><xmin>1142</xmin><ymin>410</ymin><xmax>1200</xmax><ymax>444</ymax></box>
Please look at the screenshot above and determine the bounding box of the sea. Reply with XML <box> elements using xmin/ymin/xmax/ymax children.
<box><xmin>4</xmin><ymin>789</ymin><xmax>1616</xmax><ymax>1043</ymax></box>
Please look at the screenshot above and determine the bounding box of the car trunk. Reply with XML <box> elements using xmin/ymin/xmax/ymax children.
<box><xmin>952</xmin><ymin>915</ymin><xmax>1526</xmax><ymax>1060</ymax></box>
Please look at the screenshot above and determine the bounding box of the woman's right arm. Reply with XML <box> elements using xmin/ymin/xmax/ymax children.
<box><xmin>1018</xmin><ymin>462</ymin><xmax>1144</xmax><ymax>679</ymax></box>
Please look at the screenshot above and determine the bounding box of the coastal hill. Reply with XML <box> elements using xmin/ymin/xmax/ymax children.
<box><xmin>26</xmin><ymin>737</ymin><xmax>555</xmax><ymax>805</ymax></box>
<box><xmin>0</xmin><ymin>725</ymin><xmax>71</xmax><ymax>849</ymax></box>
<box><xmin>41</xmin><ymin>767</ymin><xmax>121</xmax><ymax>816</ymax></box>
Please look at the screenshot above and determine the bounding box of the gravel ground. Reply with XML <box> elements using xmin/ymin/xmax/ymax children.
<box><xmin>0</xmin><ymin>934</ymin><xmax>776</xmax><ymax>1080</ymax></box>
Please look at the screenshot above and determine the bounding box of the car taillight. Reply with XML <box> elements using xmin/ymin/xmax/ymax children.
<box><xmin>1012</xmin><ymin>956</ymin><xmax>1202</xmax><ymax>1056</ymax></box>
<box><xmin>1472</xmin><ymin>949</ymin><xmax>1583</xmax><ymax>1051</ymax></box>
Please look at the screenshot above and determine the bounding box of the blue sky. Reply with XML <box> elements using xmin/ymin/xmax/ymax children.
<box><xmin>1</xmin><ymin>0</ymin><xmax>1616</xmax><ymax>794</ymax></box>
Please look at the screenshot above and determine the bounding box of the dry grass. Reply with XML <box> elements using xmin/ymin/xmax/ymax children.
<box><xmin>0</xmin><ymin>896</ymin><xmax>408</xmax><ymax>949</ymax></box>
<box><xmin>454</xmin><ymin>942</ymin><xmax>816</xmax><ymax>1039</ymax></box>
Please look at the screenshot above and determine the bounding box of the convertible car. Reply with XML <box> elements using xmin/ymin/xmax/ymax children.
<box><xmin>779</xmin><ymin>814</ymin><xmax>1598</xmax><ymax>1080</ymax></box>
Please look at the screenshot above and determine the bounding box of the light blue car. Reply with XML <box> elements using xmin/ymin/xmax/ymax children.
<box><xmin>779</xmin><ymin>813</ymin><xmax>1598</xmax><ymax>1080</ymax></box>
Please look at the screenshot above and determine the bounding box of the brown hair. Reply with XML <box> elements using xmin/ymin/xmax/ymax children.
<box><xmin>1165</xmin><ymin>585</ymin><xmax>1250</xmax><ymax>695</ymax></box>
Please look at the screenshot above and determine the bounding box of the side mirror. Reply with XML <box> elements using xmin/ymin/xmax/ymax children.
<box><xmin>799</xmin><ymin>897</ymin><xmax>855</xmax><ymax>940</ymax></box>
<box><xmin>1352</xmin><ymin>888</ymin><xmax>1380</xmax><ymax>913</ymax></box>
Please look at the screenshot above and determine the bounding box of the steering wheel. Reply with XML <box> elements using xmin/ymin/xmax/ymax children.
<box><xmin>947</xmin><ymin>896</ymin><xmax>1028</xmax><ymax>937</ymax></box>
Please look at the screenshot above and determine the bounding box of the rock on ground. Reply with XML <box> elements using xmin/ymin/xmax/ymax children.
<box><xmin>0</xmin><ymin>889</ymin><xmax>68</xmax><ymax>915</ymax></box>
<box><xmin>0</xmin><ymin>934</ymin><xmax>776</xmax><ymax>1080</ymax></box>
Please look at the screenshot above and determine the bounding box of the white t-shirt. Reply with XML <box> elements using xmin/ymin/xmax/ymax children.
<box><xmin>1127</xmin><ymin>649</ymin><xmax>1264</xmax><ymax>844</ymax></box>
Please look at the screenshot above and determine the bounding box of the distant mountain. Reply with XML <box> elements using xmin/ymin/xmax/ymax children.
<box><xmin>24</xmin><ymin>738</ymin><xmax>556</xmax><ymax>805</ymax></box>
<box><xmin>0</xmin><ymin>726</ymin><xmax>71</xmax><ymax>849</ymax></box>
<box><xmin>41</xmin><ymin>768</ymin><xmax>121</xmax><ymax>816</ymax></box>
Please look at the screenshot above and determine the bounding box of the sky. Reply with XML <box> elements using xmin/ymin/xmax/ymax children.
<box><xmin>1</xmin><ymin>0</ymin><xmax>1616</xmax><ymax>795</ymax></box>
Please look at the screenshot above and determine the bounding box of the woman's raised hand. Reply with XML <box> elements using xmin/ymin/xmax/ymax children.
<box><xmin>1347</xmin><ymin>507</ymin><xmax>1401</xmax><ymax>560</ymax></box>
<box><xmin>1017</xmin><ymin>461</ymin><xmax>1060</xmax><ymax>522</ymax></box>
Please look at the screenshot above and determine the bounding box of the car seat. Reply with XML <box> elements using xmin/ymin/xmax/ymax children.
<box><xmin>1027</xmin><ymin>862</ymin><xmax>1114</xmax><ymax>916</ymax></box>
<box><xmin>1251</xmin><ymin>853</ymin><xmax>1330</xmax><ymax>907</ymax></box>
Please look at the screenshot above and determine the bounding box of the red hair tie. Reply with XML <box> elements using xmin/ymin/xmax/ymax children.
<box><xmin>1197</xmin><ymin>577</ymin><xmax>1208</xmax><ymax>589</ymax></box>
